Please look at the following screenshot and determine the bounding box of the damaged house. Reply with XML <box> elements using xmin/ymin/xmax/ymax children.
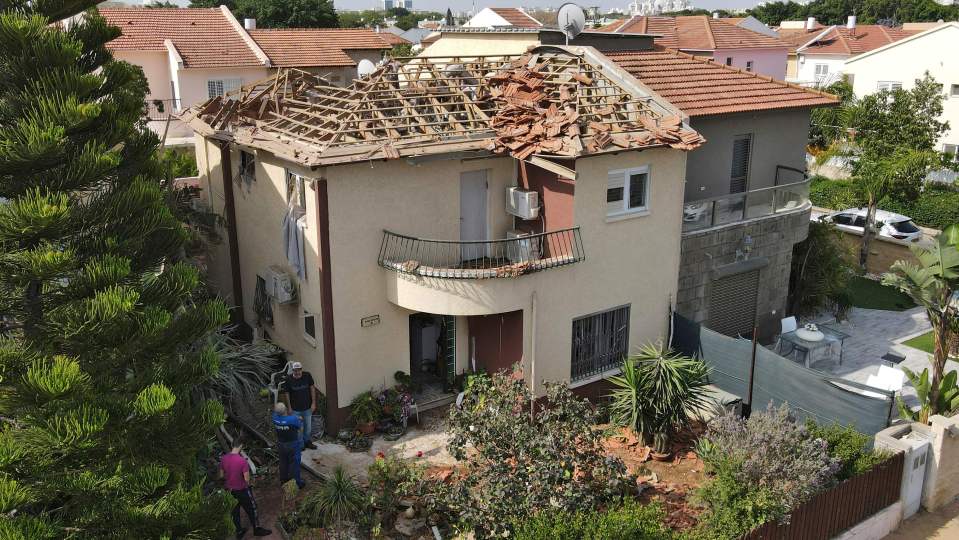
<box><xmin>184</xmin><ymin>45</ymin><xmax>705</xmax><ymax>429</ymax></box>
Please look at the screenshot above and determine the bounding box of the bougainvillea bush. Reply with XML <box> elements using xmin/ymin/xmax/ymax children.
<box><xmin>439</xmin><ymin>370</ymin><xmax>630</xmax><ymax>537</ymax></box>
<box><xmin>694</xmin><ymin>404</ymin><xmax>840</xmax><ymax>539</ymax></box>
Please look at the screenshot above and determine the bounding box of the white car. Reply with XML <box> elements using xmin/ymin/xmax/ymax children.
<box><xmin>821</xmin><ymin>208</ymin><xmax>923</xmax><ymax>242</ymax></box>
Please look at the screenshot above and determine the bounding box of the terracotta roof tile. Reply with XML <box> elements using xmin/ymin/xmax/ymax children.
<box><xmin>377</xmin><ymin>31</ymin><xmax>410</xmax><ymax>46</ymax></box>
<box><xmin>249</xmin><ymin>28</ymin><xmax>390</xmax><ymax>68</ymax></box>
<box><xmin>601</xmin><ymin>15</ymin><xmax>789</xmax><ymax>51</ymax></box>
<box><xmin>100</xmin><ymin>7</ymin><xmax>263</xmax><ymax>68</ymax></box>
<box><xmin>604</xmin><ymin>48</ymin><xmax>837</xmax><ymax>117</ymax></box>
<box><xmin>799</xmin><ymin>25</ymin><xmax>916</xmax><ymax>55</ymax></box>
<box><xmin>489</xmin><ymin>8</ymin><xmax>542</xmax><ymax>28</ymax></box>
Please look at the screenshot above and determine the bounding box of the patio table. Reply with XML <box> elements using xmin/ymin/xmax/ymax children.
<box><xmin>778</xmin><ymin>324</ymin><xmax>850</xmax><ymax>368</ymax></box>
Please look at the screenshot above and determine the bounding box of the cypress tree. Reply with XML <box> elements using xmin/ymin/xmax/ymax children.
<box><xmin>0</xmin><ymin>2</ymin><xmax>231</xmax><ymax>537</ymax></box>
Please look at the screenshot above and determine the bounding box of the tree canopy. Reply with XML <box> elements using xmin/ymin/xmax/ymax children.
<box><xmin>748</xmin><ymin>0</ymin><xmax>959</xmax><ymax>26</ymax></box>
<box><xmin>190</xmin><ymin>0</ymin><xmax>339</xmax><ymax>28</ymax></box>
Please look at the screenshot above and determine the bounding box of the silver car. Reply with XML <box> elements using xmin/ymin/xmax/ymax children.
<box><xmin>822</xmin><ymin>208</ymin><xmax>923</xmax><ymax>242</ymax></box>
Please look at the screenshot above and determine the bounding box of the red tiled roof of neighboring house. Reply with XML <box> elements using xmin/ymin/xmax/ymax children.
<box><xmin>799</xmin><ymin>25</ymin><xmax>916</xmax><ymax>56</ymax></box>
<box><xmin>100</xmin><ymin>7</ymin><xmax>263</xmax><ymax>68</ymax></box>
<box><xmin>600</xmin><ymin>15</ymin><xmax>789</xmax><ymax>51</ymax></box>
<box><xmin>249</xmin><ymin>28</ymin><xmax>390</xmax><ymax>67</ymax></box>
<box><xmin>377</xmin><ymin>31</ymin><xmax>411</xmax><ymax>46</ymax></box>
<box><xmin>604</xmin><ymin>48</ymin><xmax>838</xmax><ymax>117</ymax></box>
<box><xmin>490</xmin><ymin>7</ymin><xmax>542</xmax><ymax>28</ymax></box>
<box><xmin>777</xmin><ymin>26</ymin><xmax>829</xmax><ymax>52</ymax></box>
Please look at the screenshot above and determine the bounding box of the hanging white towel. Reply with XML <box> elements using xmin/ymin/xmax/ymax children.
<box><xmin>282</xmin><ymin>203</ymin><xmax>307</xmax><ymax>280</ymax></box>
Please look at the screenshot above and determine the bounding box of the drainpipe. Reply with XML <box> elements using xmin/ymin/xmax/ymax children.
<box><xmin>530</xmin><ymin>290</ymin><xmax>537</xmax><ymax>421</ymax></box>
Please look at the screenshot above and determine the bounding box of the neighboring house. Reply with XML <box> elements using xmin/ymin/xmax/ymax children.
<box><xmin>843</xmin><ymin>22</ymin><xmax>959</xmax><ymax>166</ymax></box>
<box><xmin>420</xmin><ymin>29</ymin><xmax>836</xmax><ymax>340</ymax></box>
<box><xmin>183</xmin><ymin>46</ymin><xmax>706</xmax><ymax>429</ymax></box>
<box><xmin>776</xmin><ymin>18</ymin><xmax>829</xmax><ymax>81</ymax></box>
<box><xmin>375</xmin><ymin>29</ymin><xmax>411</xmax><ymax>47</ymax></box>
<box><xmin>247</xmin><ymin>28</ymin><xmax>390</xmax><ymax>86</ymax></box>
<box><xmin>101</xmin><ymin>7</ymin><xmax>390</xmax><ymax>143</ymax></box>
<box><xmin>399</xmin><ymin>27</ymin><xmax>435</xmax><ymax>46</ymax></box>
<box><xmin>788</xmin><ymin>18</ymin><xmax>915</xmax><ymax>86</ymax></box>
<box><xmin>600</xmin><ymin>15</ymin><xmax>791</xmax><ymax>79</ymax></box>
<box><xmin>101</xmin><ymin>6</ymin><xmax>270</xmax><ymax>143</ymax></box>
<box><xmin>464</xmin><ymin>7</ymin><xmax>543</xmax><ymax>29</ymax></box>
<box><xmin>720</xmin><ymin>16</ymin><xmax>779</xmax><ymax>38</ymax></box>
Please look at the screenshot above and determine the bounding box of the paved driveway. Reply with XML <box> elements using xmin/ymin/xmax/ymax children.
<box><xmin>884</xmin><ymin>500</ymin><xmax>959</xmax><ymax>539</ymax></box>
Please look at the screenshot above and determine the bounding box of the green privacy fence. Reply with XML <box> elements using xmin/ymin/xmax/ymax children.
<box><xmin>671</xmin><ymin>313</ymin><xmax>895</xmax><ymax>434</ymax></box>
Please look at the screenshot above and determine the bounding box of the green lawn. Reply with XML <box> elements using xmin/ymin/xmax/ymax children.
<box><xmin>903</xmin><ymin>331</ymin><xmax>935</xmax><ymax>354</ymax></box>
<box><xmin>847</xmin><ymin>276</ymin><xmax>916</xmax><ymax>311</ymax></box>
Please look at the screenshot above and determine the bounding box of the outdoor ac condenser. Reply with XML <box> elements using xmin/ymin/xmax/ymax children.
<box><xmin>266</xmin><ymin>265</ymin><xmax>297</xmax><ymax>305</ymax></box>
<box><xmin>507</xmin><ymin>187</ymin><xmax>540</xmax><ymax>220</ymax></box>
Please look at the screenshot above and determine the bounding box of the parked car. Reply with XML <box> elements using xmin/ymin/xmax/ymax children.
<box><xmin>820</xmin><ymin>208</ymin><xmax>922</xmax><ymax>242</ymax></box>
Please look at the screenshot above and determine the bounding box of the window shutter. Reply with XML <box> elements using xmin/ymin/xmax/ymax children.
<box><xmin>730</xmin><ymin>135</ymin><xmax>752</xmax><ymax>193</ymax></box>
<box><xmin>606</xmin><ymin>170</ymin><xmax>625</xmax><ymax>215</ymax></box>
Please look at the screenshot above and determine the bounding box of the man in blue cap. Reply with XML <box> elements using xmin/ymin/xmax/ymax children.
<box><xmin>272</xmin><ymin>402</ymin><xmax>304</xmax><ymax>488</ymax></box>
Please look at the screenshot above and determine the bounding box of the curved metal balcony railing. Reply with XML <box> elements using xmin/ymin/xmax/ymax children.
<box><xmin>378</xmin><ymin>227</ymin><xmax>585</xmax><ymax>279</ymax></box>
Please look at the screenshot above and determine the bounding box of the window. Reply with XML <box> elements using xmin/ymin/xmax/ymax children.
<box><xmin>239</xmin><ymin>150</ymin><xmax>255</xmax><ymax>183</ymax></box>
<box><xmin>207</xmin><ymin>78</ymin><xmax>243</xmax><ymax>98</ymax></box>
<box><xmin>286</xmin><ymin>169</ymin><xmax>308</xmax><ymax>210</ymax></box>
<box><xmin>729</xmin><ymin>134</ymin><xmax>753</xmax><ymax>193</ymax></box>
<box><xmin>877</xmin><ymin>81</ymin><xmax>903</xmax><ymax>92</ymax></box>
<box><xmin>745</xmin><ymin>60</ymin><xmax>754</xmax><ymax>72</ymax></box>
<box><xmin>944</xmin><ymin>143</ymin><xmax>958</xmax><ymax>161</ymax></box>
<box><xmin>951</xmin><ymin>84</ymin><xmax>959</xmax><ymax>97</ymax></box>
<box><xmin>725</xmin><ymin>57</ymin><xmax>733</xmax><ymax>66</ymax></box>
<box><xmin>814</xmin><ymin>64</ymin><xmax>829</xmax><ymax>78</ymax></box>
<box><xmin>303</xmin><ymin>311</ymin><xmax>317</xmax><ymax>346</ymax></box>
<box><xmin>606</xmin><ymin>167</ymin><xmax>650</xmax><ymax>217</ymax></box>
<box><xmin>571</xmin><ymin>305</ymin><xmax>630</xmax><ymax>381</ymax></box>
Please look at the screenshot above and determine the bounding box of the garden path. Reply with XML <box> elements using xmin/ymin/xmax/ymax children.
<box><xmin>883</xmin><ymin>500</ymin><xmax>959</xmax><ymax>539</ymax></box>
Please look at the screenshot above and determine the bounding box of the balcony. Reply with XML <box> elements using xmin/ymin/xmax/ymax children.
<box><xmin>682</xmin><ymin>169</ymin><xmax>811</xmax><ymax>233</ymax></box>
<box><xmin>144</xmin><ymin>99</ymin><xmax>182</xmax><ymax>121</ymax></box>
<box><xmin>379</xmin><ymin>228</ymin><xmax>585</xmax><ymax>279</ymax></box>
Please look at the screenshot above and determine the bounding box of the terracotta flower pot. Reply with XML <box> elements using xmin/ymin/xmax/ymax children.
<box><xmin>357</xmin><ymin>421</ymin><xmax>376</xmax><ymax>435</ymax></box>
<box><xmin>650</xmin><ymin>451</ymin><xmax>673</xmax><ymax>462</ymax></box>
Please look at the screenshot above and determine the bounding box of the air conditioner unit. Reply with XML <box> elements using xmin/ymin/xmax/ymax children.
<box><xmin>266</xmin><ymin>265</ymin><xmax>297</xmax><ymax>305</ymax></box>
<box><xmin>507</xmin><ymin>187</ymin><xmax>540</xmax><ymax>220</ymax></box>
<box><xmin>506</xmin><ymin>230</ymin><xmax>540</xmax><ymax>263</ymax></box>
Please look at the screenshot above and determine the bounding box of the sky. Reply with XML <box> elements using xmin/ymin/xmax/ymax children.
<box><xmin>331</xmin><ymin>0</ymin><xmax>765</xmax><ymax>14</ymax></box>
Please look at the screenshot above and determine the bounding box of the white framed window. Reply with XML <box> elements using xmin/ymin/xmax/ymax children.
<box><xmin>285</xmin><ymin>169</ymin><xmax>308</xmax><ymax>211</ymax></box>
<box><xmin>950</xmin><ymin>84</ymin><xmax>959</xmax><ymax>97</ymax></box>
<box><xmin>814</xmin><ymin>64</ymin><xmax>829</xmax><ymax>77</ymax></box>
<box><xmin>944</xmin><ymin>144</ymin><xmax>958</xmax><ymax>162</ymax></box>
<box><xmin>745</xmin><ymin>60</ymin><xmax>754</xmax><ymax>72</ymax></box>
<box><xmin>606</xmin><ymin>166</ymin><xmax>650</xmax><ymax>217</ymax></box>
<box><xmin>302</xmin><ymin>311</ymin><xmax>317</xmax><ymax>346</ymax></box>
<box><xmin>207</xmin><ymin>78</ymin><xmax>243</xmax><ymax>98</ymax></box>
<box><xmin>877</xmin><ymin>81</ymin><xmax>903</xmax><ymax>92</ymax></box>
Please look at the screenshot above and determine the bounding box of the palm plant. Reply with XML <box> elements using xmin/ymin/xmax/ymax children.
<box><xmin>883</xmin><ymin>225</ymin><xmax>959</xmax><ymax>421</ymax></box>
<box><xmin>608</xmin><ymin>343</ymin><xmax>711</xmax><ymax>451</ymax></box>
<box><xmin>897</xmin><ymin>367</ymin><xmax>959</xmax><ymax>423</ymax></box>
<box><xmin>192</xmin><ymin>328</ymin><xmax>282</xmax><ymax>409</ymax></box>
<box><xmin>301</xmin><ymin>466</ymin><xmax>365</xmax><ymax>526</ymax></box>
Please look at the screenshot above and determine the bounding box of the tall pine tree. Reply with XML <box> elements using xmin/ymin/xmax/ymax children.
<box><xmin>0</xmin><ymin>2</ymin><xmax>231</xmax><ymax>537</ymax></box>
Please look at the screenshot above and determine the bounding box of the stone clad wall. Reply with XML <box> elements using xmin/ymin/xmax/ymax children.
<box><xmin>675</xmin><ymin>208</ymin><xmax>811</xmax><ymax>342</ymax></box>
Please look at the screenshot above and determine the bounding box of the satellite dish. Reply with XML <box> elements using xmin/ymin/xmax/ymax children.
<box><xmin>357</xmin><ymin>59</ymin><xmax>376</xmax><ymax>77</ymax></box>
<box><xmin>557</xmin><ymin>3</ymin><xmax>586</xmax><ymax>45</ymax></box>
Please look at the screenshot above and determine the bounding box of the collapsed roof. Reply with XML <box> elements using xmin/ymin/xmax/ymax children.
<box><xmin>181</xmin><ymin>46</ymin><xmax>705</xmax><ymax>168</ymax></box>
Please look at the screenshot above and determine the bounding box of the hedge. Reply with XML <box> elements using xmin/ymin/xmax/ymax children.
<box><xmin>810</xmin><ymin>177</ymin><xmax>959</xmax><ymax>230</ymax></box>
<box><xmin>513</xmin><ymin>500</ymin><xmax>672</xmax><ymax>540</ymax></box>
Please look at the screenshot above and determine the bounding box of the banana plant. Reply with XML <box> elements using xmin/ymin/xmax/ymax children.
<box><xmin>897</xmin><ymin>367</ymin><xmax>959</xmax><ymax>424</ymax></box>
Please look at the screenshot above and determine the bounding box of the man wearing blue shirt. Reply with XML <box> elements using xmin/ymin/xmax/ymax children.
<box><xmin>272</xmin><ymin>402</ymin><xmax>304</xmax><ymax>488</ymax></box>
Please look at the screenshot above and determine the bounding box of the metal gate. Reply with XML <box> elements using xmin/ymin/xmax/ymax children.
<box><xmin>441</xmin><ymin>315</ymin><xmax>456</xmax><ymax>389</ymax></box>
<box><xmin>708</xmin><ymin>269</ymin><xmax>759</xmax><ymax>338</ymax></box>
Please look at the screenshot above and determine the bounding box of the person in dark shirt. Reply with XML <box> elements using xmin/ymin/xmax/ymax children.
<box><xmin>281</xmin><ymin>361</ymin><xmax>318</xmax><ymax>450</ymax></box>
<box><xmin>219</xmin><ymin>436</ymin><xmax>271</xmax><ymax>538</ymax></box>
<box><xmin>272</xmin><ymin>402</ymin><xmax>304</xmax><ymax>488</ymax></box>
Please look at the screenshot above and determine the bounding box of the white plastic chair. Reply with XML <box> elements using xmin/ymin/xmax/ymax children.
<box><xmin>775</xmin><ymin>316</ymin><xmax>798</xmax><ymax>354</ymax></box>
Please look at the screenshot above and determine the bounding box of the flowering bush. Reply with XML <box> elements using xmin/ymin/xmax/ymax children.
<box><xmin>694</xmin><ymin>404</ymin><xmax>840</xmax><ymax>539</ymax></box>
<box><xmin>367</xmin><ymin>453</ymin><xmax>423</xmax><ymax>528</ymax></box>
<box><xmin>377</xmin><ymin>387</ymin><xmax>413</xmax><ymax>425</ymax></box>
<box><xmin>438</xmin><ymin>369</ymin><xmax>630</xmax><ymax>537</ymax></box>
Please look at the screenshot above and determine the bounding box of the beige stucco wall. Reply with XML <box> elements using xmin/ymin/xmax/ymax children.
<box><xmin>178</xmin><ymin>66</ymin><xmax>271</xmax><ymax>109</ymax></box>
<box><xmin>685</xmin><ymin>109</ymin><xmax>812</xmax><ymax>201</ymax></box>
<box><xmin>844</xmin><ymin>24</ymin><xmax>959</xmax><ymax>151</ymax></box>
<box><xmin>419</xmin><ymin>33</ymin><xmax>538</xmax><ymax>57</ymax></box>
<box><xmin>115</xmin><ymin>50</ymin><xmax>174</xmax><ymax>101</ymax></box>
<box><xmin>194</xmin><ymin>136</ymin><xmax>326</xmax><ymax>389</ymax></box>
<box><xmin>323</xmin><ymin>147</ymin><xmax>685</xmax><ymax>407</ymax></box>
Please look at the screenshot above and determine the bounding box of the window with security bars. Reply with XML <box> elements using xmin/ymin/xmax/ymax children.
<box><xmin>207</xmin><ymin>78</ymin><xmax>243</xmax><ymax>99</ymax></box>
<box><xmin>729</xmin><ymin>134</ymin><xmax>752</xmax><ymax>193</ymax></box>
<box><xmin>877</xmin><ymin>81</ymin><xmax>902</xmax><ymax>92</ymax></box>
<box><xmin>571</xmin><ymin>305</ymin><xmax>630</xmax><ymax>381</ymax></box>
<box><xmin>606</xmin><ymin>167</ymin><xmax>650</xmax><ymax>217</ymax></box>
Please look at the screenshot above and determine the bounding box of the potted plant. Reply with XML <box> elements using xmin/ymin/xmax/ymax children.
<box><xmin>350</xmin><ymin>390</ymin><xmax>380</xmax><ymax>434</ymax></box>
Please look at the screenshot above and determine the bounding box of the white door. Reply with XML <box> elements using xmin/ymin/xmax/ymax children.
<box><xmin>460</xmin><ymin>170</ymin><xmax>488</xmax><ymax>261</ymax></box>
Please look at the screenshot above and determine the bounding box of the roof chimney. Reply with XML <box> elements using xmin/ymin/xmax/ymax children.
<box><xmin>805</xmin><ymin>17</ymin><xmax>816</xmax><ymax>31</ymax></box>
<box><xmin>712</xmin><ymin>12</ymin><xmax>719</xmax><ymax>19</ymax></box>
<box><xmin>244</xmin><ymin>18</ymin><xmax>256</xmax><ymax>30</ymax></box>
<box><xmin>846</xmin><ymin>15</ymin><xmax>857</xmax><ymax>30</ymax></box>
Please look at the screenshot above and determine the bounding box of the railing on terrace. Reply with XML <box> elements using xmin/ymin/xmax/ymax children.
<box><xmin>378</xmin><ymin>228</ymin><xmax>585</xmax><ymax>279</ymax></box>
<box><xmin>144</xmin><ymin>99</ymin><xmax>182</xmax><ymax>121</ymax></box>
<box><xmin>682</xmin><ymin>167</ymin><xmax>810</xmax><ymax>233</ymax></box>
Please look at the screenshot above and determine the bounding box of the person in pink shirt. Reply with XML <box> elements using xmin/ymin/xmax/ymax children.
<box><xmin>220</xmin><ymin>437</ymin><xmax>271</xmax><ymax>538</ymax></box>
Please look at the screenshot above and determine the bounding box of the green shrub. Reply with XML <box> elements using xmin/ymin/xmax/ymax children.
<box><xmin>367</xmin><ymin>454</ymin><xmax>422</xmax><ymax>528</ymax></box>
<box><xmin>810</xmin><ymin>176</ymin><xmax>860</xmax><ymax>210</ymax></box>
<box><xmin>513</xmin><ymin>500</ymin><xmax>672</xmax><ymax>540</ymax></box>
<box><xmin>160</xmin><ymin>148</ymin><xmax>199</xmax><ymax>178</ymax></box>
<box><xmin>693</xmin><ymin>469</ymin><xmax>784</xmax><ymax>540</ymax></box>
<box><xmin>805</xmin><ymin>421</ymin><xmax>889</xmax><ymax>481</ymax></box>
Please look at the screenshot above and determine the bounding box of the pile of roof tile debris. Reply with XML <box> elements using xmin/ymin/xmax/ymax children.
<box><xmin>486</xmin><ymin>53</ymin><xmax>703</xmax><ymax>161</ymax></box>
